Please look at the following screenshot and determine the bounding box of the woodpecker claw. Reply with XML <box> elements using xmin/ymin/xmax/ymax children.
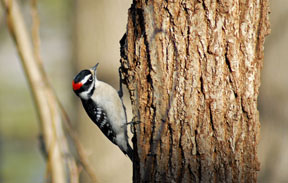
<box><xmin>127</xmin><ymin>120</ymin><xmax>141</xmax><ymax>134</ymax></box>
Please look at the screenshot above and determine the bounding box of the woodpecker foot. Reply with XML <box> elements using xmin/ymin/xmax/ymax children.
<box><xmin>126</xmin><ymin>120</ymin><xmax>141</xmax><ymax>134</ymax></box>
<box><xmin>126</xmin><ymin>120</ymin><xmax>141</xmax><ymax>125</ymax></box>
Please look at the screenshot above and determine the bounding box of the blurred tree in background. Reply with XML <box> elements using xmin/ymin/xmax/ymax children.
<box><xmin>0</xmin><ymin>0</ymin><xmax>287</xmax><ymax>183</ymax></box>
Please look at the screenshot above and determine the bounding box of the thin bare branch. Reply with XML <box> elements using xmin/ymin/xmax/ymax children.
<box><xmin>30</xmin><ymin>0</ymin><xmax>98</xmax><ymax>182</ymax></box>
<box><xmin>1</xmin><ymin>0</ymin><xmax>67</xmax><ymax>182</ymax></box>
<box><xmin>1</xmin><ymin>0</ymin><xmax>98</xmax><ymax>182</ymax></box>
<box><xmin>58</xmin><ymin>102</ymin><xmax>99</xmax><ymax>183</ymax></box>
<box><xmin>29</xmin><ymin>1</ymin><xmax>81</xmax><ymax>182</ymax></box>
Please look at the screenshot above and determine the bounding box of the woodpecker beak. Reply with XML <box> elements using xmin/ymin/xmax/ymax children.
<box><xmin>91</xmin><ymin>63</ymin><xmax>99</xmax><ymax>80</ymax></box>
<box><xmin>91</xmin><ymin>63</ymin><xmax>99</xmax><ymax>72</ymax></box>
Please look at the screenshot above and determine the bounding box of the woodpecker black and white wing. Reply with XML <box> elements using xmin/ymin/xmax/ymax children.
<box><xmin>81</xmin><ymin>99</ymin><xmax>117</xmax><ymax>144</ymax></box>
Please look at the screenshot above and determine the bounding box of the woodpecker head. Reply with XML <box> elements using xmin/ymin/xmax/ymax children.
<box><xmin>72</xmin><ymin>63</ymin><xmax>99</xmax><ymax>100</ymax></box>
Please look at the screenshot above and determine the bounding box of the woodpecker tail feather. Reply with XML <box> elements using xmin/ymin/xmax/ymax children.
<box><xmin>126</xmin><ymin>144</ymin><xmax>134</xmax><ymax>162</ymax></box>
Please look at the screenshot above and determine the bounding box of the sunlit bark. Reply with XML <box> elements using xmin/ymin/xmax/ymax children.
<box><xmin>120</xmin><ymin>0</ymin><xmax>270</xmax><ymax>182</ymax></box>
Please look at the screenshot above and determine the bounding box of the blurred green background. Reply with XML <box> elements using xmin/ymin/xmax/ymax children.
<box><xmin>0</xmin><ymin>0</ymin><xmax>287</xmax><ymax>183</ymax></box>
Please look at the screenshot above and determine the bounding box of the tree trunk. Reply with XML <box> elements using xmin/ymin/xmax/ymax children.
<box><xmin>120</xmin><ymin>0</ymin><xmax>270</xmax><ymax>182</ymax></box>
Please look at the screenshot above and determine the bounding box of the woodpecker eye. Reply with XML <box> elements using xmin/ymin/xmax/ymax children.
<box><xmin>84</xmin><ymin>76</ymin><xmax>93</xmax><ymax>86</ymax></box>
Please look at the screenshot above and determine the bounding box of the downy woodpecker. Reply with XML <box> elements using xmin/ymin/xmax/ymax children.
<box><xmin>72</xmin><ymin>63</ymin><xmax>133</xmax><ymax>161</ymax></box>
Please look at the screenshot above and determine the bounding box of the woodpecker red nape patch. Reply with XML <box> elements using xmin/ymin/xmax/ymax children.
<box><xmin>72</xmin><ymin>81</ymin><xmax>83</xmax><ymax>90</ymax></box>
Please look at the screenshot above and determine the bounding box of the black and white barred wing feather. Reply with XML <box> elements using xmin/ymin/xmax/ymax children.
<box><xmin>81</xmin><ymin>97</ymin><xmax>133</xmax><ymax>161</ymax></box>
<box><xmin>81</xmin><ymin>99</ymin><xmax>116</xmax><ymax>143</ymax></box>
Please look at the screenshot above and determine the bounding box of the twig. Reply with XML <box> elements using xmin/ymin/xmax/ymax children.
<box><xmin>1</xmin><ymin>0</ymin><xmax>98</xmax><ymax>183</ymax></box>
<box><xmin>58</xmin><ymin>101</ymin><xmax>99</xmax><ymax>183</ymax></box>
<box><xmin>29</xmin><ymin>0</ymin><xmax>98</xmax><ymax>182</ymax></box>
<box><xmin>29</xmin><ymin>1</ymin><xmax>81</xmax><ymax>182</ymax></box>
<box><xmin>1</xmin><ymin>0</ymin><xmax>68</xmax><ymax>182</ymax></box>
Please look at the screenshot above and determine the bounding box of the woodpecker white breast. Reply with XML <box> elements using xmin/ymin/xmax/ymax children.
<box><xmin>72</xmin><ymin>63</ymin><xmax>133</xmax><ymax>161</ymax></box>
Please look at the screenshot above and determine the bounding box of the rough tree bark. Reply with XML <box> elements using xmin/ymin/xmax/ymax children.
<box><xmin>120</xmin><ymin>0</ymin><xmax>270</xmax><ymax>182</ymax></box>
